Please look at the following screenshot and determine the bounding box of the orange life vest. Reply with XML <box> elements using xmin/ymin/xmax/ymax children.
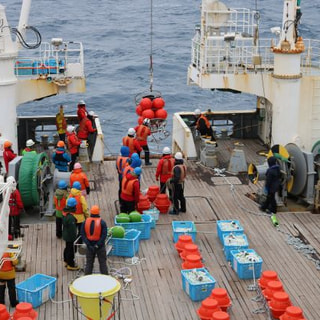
<box><xmin>54</xmin><ymin>197</ymin><xmax>67</xmax><ymax>211</ymax></box>
<box><xmin>0</xmin><ymin>253</ymin><xmax>13</xmax><ymax>272</ymax></box>
<box><xmin>116</xmin><ymin>156</ymin><xmax>129</xmax><ymax>174</ymax></box>
<box><xmin>161</xmin><ymin>158</ymin><xmax>175</xmax><ymax>175</ymax></box>
<box><xmin>69</xmin><ymin>194</ymin><xmax>83</xmax><ymax>215</ymax></box>
<box><xmin>122</xmin><ymin>136</ymin><xmax>135</xmax><ymax>154</ymax></box>
<box><xmin>196</xmin><ymin>115</ymin><xmax>211</xmax><ymax>129</ymax></box>
<box><xmin>122</xmin><ymin>165</ymin><xmax>133</xmax><ymax>178</ymax></box>
<box><xmin>136</xmin><ymin>125</ymin><xmax>150</xmax><ymax>141</ymax></box>
<box><xmin>173</xmin><ymin>164</ymin><xmax>187</xmax><ymax>183</ymax></box>
<box><xmin>122</xmin><ymin>177</ymin><xmax>138</xmax><ymax>197</ymax></box>
<box><xmin>84</xmin><ymin>217</ymin><xmax>102</xmax><ymax>241</ymax></box>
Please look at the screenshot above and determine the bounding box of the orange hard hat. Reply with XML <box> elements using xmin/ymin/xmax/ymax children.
<box><xmin>90</xmin><ymin>205</ymin><xmax>100</xmax><ymax>215</ymax></box>
<box><xmin>57</xmin><ymin>140</ymin><xmax>65</xmax><ymax>148</ymax></box>
<box><xmin>3</xmin><ymin>141</ymin><xmax>12</xmax><ymax>149</ymax></box>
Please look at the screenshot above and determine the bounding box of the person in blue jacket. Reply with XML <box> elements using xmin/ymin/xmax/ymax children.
<box><xmin>52</xmin><ymin>140</ymin><xmax>71</xmax><ymax>172</ymax></box>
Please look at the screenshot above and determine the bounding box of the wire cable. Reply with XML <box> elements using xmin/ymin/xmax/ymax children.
<box><xmin>11</xmin><ymin>26</ymin><xmax>42</xmax><ymax>49</ymax></box>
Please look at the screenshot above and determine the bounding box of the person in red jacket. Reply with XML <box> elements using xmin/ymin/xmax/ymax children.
<box><xmin>120</xmin><ymin>167</ymin><xmax>142</xmax><ymax>213</ymax></box>
<box><xmin>67</xmin><ymin>125</ymin><xmax>81</xmax><ymax>171</ymax></box>
<box><xmin>7</xmin><ymin>176</ymin><xmax>24</xmax><ymax>240</ymax></box>
<box><xmin>3</xmin><ymin>141</ymin><xmax>17</xmax><ymax>174</ymax></box>
<box><xmin>77</xmin><ymin>116</ymin><xmax>97</xmax><ymax>141</ymax></box>
<box><xmin>155</xmin><ymin>146</ymin><xmax>175</xmax><ymax>194</ymax></box>
<box><xmin>135</xmin><ymin>118</ymin><xmax>152</xmax><ymax>165</ymax></box>
<box><xmin>122</xmin><ymin>128</ymin><xmax>142</xmax><ymax>156</ymax></box>
<box><xmin>77</xmin><ymin>100</ymin><xmax>88</xmax><ymax>121</ymax></box>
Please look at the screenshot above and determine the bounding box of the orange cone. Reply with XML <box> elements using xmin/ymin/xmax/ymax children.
<box><xmin>269</xmin><ymin>291</ymin><xmax>292</xmax><ymax>319</ymax></box>
<box><xmin>0</xmin><ymin>304</ymin><xmax>10</xmax><ymax>320</ymax></box>
<box><xmin>279</xmin><ymin>306</ymin><xmax>305</xmax><ymax>320</ymax></box>
<box><xmin>181</xmin><ymin>254</ymin><xmax>204</xmax><ymax>270</ymax></box>
<box><xmin>197</xmin><ymin>298</ymin><xmax>221</xmax><ymax>320</ymax></box>
<box><xmin>180</xmin><ymin>243</ymin><xmax>202</xmax><ymax>260</ymax></box>
<box><xmin>258</xmin><ymin>270</ymin><xmax>279</xmax><ymax>290</ymax></box>
<box><xmin>211</xmin><ymin>311</ymin><xmax>230</xmax><ymax>320</ymax></box>
<box><xmin>175</xmin><ymin>235</ymin><xmax>193</xmax><ymax>254</ymax></box>
<box><xmin>210</xmin><ymin>288</ymin><xmax>232</xmax><ymax>312</ymax></box>
<box><xmin>262</xmin><ymin>280</ymin><xmax>284</xmax><ymax>301</ymax></box>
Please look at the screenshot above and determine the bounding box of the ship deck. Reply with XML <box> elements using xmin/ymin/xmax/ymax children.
<box><xmin>14</xmin><ymin>138</ymin><xmax>320</xmax><ymax>320</ymax></box>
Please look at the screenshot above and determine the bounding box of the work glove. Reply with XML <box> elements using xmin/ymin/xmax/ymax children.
<box><xmin>86</xmin><ymin>186</ymin><xmax>90</xmax><ymax>195</ymax></box>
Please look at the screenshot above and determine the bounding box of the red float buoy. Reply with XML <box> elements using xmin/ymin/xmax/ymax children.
<box><xmin>136</xmin><ymin>104</ymin><xmax>142</xmax><ymax>116</ymax></box>
<box><xmin>137</xmin><ymin>195</ymin><xmax>151</xmax><ymax>213</ymax></box>
<box><xmin>181</xmin><ymin>254</ymin><xmax>204</xmax><ymax>270</ymax></box>
<box><xmin>258</xmin><ymin>270</ymin><xmax>279</xmax><ymax>290</ymax></box>
<box><xmin>155</xmin><ymin>108</ymin><xmax>167</xmax><ymax>119</ymax></box>
<box><xmin>180</xmin><ymin>243</ymin><xmax>202</xmax><ymax>260</ymax></box>
<box><xmin>211</xmin><ymin>311</ymin><xmax>230</xmax><ymax>320</ymax></box>
<box><xmin>210</xmin><ymin>288</ymin><xmax>232</xmax><ymax>312</ymax></box>
<box><xmin>154</xmin><ymin>193</ymin><xmax>170</xmax><ymax>214</ymax></box>
<box><xmin>197</xmin><ymin>298</ymin><xmax>221</xmax><ymax>320</ymax></box>
<box><xmin>280</xmin><ymin>306</ymin><xmax>305</xmax><ymax>320</ymax></box>
<box><xmin>140</xmin><ymin>97</ymin><xmax>152</xmax><ymax>110</ymax></box>
<box><xmin>0</xmin><ymin>304</ymin><xmax>10</xmax><ymax>320</ymax></box>
<box><xmin>147</xmin><ymin>185</ymin><xmax>160</xmax><ymax>202</ymax></box>
<box><xmin>152</xmin><ymin>97</ymin><xmax>165</xmax><ymax>109</ymax></box>
<box><xmin>174</xmin><ymin>235</ymin><xmax>193</xmax><ymax>254</ymax></box>
<box><xmin>262</xmin><ymin>280</ymin><xmax>284</xmax><ymax>301</ymax></box>
<box><xmin>142</xmin><ymin>109</ymin><xmax>155</xmax><ymax>119</ymax></box>
<box><xmin>138</xmin><ymin>116</ymin><xmax>144</xmax><ymax>125</ymax></box>
<box><xmin>12</xmin><ymin>302</ymin><xmax>37</xmax><ymax>320</ymax></box>
<box><xmin>269</xmin><ymin>291</ymin><xmax>292</xmax><ymax>319</ymax></box>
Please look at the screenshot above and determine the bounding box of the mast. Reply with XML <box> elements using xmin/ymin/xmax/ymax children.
<box><xmin>16</xmin><ymin>0</ymin><xmax>32</xmax><ymax>50</ymax></box>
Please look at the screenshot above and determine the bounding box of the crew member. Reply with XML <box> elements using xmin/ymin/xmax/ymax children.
<box><xmin>259</xmin><ymin>156</ymin><xmax>281</xmax><ymax>215</ymax></box>
<box><xmin>116</xmin><ymin>146</ymin><xmax>130</xmax><ymax>201</ymax></box>
<box><xmin>122</xmin><ymin>128</ymin><xmax>142</xmax><ymax>156</ymax></box>
<box><xmin>70</xmin><ymin>162</ymin><xmax>90</xmax><ymax>197</ymax></box>
<box><xmin>7</xmin><ymin>176</ymin><xmax>23</xmax><ymax>240</ymax></box>
<box><xmin>22</xmin><ymin>139</ymin><xmax>37</xmax><ymax>155</ymax></box>
<box><xmin>77</xmin><ymin>116</ymin><xmax>97</xmax><ymax>143</ymax></box>
<box><xmin>68</xmin><ymin>181</ymin><xmax>89</xmax><ymax>237</ymax></box>
<box><xmin>52</xmin><ymin>141</ymin><xmax>71</xmax><ymax>172</ymax></box>
<box><xmin>81</xmin><ymin>205</ymin><xmax>108</xmax><ymax>275</ymax></box>
<box><xmin>155</xmin><ymin>147</ymin><xmax>175</xmax><ymax>194</ymax></box>
<box><xmin>120</xmin><ymin>167</ymin><xmax>142</xmax><ymax>213</ymax></box>
<box><xmin>66</xmin><ymin>125</ymin><xmax>81</xmax><ymax>171</ymax></box>
<box><xmin>169</xmin><ymin>152</ymin><xmax>187</xmax><ymax>215</ymax></box>
<box><xmin>193</xmin><ymin>108</ymin><xmax>217</xmax><ymax>143</ymax></box>
<box><xmin>62</xmin><ymin>197</ymin><xmax>79</xmax><ymax>271</ymax></box>
<box><xmin>135</xmin><ymin>118</ymin><xmax>152</xmax><ymax>165</ymax></box>
<box><xmin>53</xmin><ymin>180</ymin><xmax>69</xmax><ymax>239</ymax></box>
<box><xmin>3</xmin><ymin>141</ymin><xmax>17</xmax><ymax>174</ymax></box>
<box><xmin>0</xmin><ymin>252</ymin><xmax>19</xmax><ymax>307</ymax></box>
<box><xmin>77</xmin><ymin>100</ymin><xmax>88</xmax><ymax>121</ymax></box>
<box><xmin>56</xmin><ymin>105</ymin><xmax>67</xmax><ymax>142</ymax></box>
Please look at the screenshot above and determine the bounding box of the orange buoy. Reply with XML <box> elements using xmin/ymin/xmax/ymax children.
<box><xmin>258</xmin><ymin>270</ymin><xmax>279</xmax><ymax>290</ymax></box>
<box><xmin>175</xmin><ymin>235</ymin><xmax>193</xmax><ymax>254</ymax></box>
<box><xmin>210</xmin><ymin>288</ymin><xmax>232</xmax><ymax>312</ymax></box>
<box><xmin>180</xmin><ymin>243</ymin><xmax>202</xmax><ymax>260</ymax></box>
<box><xmin>0</xmin><ymin>304</ymin><xmax>10</xmax><ymax>320</ymax></box>
<box><xmin>138</xmin><ymin>116</ymin><xmax>144</xmax><ymax>125</ymax></box>
<box><xmin>154</xmin><ymin>193</ymin><xmax>171</xmax><ymax>214</ymax></box>
<box><xmin>211</xmin><ymin>310</ymin><xmax>230</xmax><ymax>320</ymax></box>
<box><xmin>197</xmin><ymin>298</ymin><xmax>221</xmax><ymax>320</ymax></box>
<box><xmin>269</xmin><ymin>291</ymin><xmax>292</xmax><ymax>319</ymax></box>
<box><xmin>140</xmin><ymin>97</ymin><xmax>152</xmax><ymax>110</ymax></box>
<box><xmin>137</xmin><ymin>195</ymin><xmax>151</xmax><ymax>213</ymax></box>
<box><xmin>279</xmin><ymin>306</ymin><xmax>305</xmax><ymax>320</ymax></box>
<box><xmin>147</xmin><ymin>185</ymin><xmax>160</xmax><ymax>202</ymax></box>
<box><xmin>152</xmin><ymin>97</ymin><xmax>165</xmax><ymax>109</ymax></box>
<box><xmin>181</xmin><ymin>254</ymin><xmax>204</xmax><ymax>270</ymax></box>
<box><xmin>136</xmin><ymin>105</ymin><xmax>142</xmax><ymax>116</ymax></box>
<box><xmin>142</xmin><ymin>109</ymin><xmax>155</xmax><ymax>119</ymax></box>
<box><xmin>262</xmin><ymin>280</ymin><xmax>284</xmax><ymax>301</ymax></box>
<box><xmin>155</xmin><ymin>108</ymin><xmax>167</xmax><ymax>119</ymax></box>
<box><xmin>12</xmin><ymin>302</ymin><xmax>38</xmax><ymax>320</ymax></box>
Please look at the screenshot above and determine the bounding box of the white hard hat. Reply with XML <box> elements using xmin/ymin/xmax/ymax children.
<box><xmin>128</xmin><ymin>128</ymin><xmax>136</xmax><ymax>136</ymax></box>
<box><xmin>143</xmin><ymin>118</ymin><xmax>150</xmax><ymax>126</ymax></box>
<box><xmin>78</xmin><ymin>100</ymin><xmax>86</xmax><ymax>105</ymax></box>
<box><xmin>175</xmin><ymin>152</ymin><xmax>183</xmax><ymax>160</ymax></box>
<box><xmin>163</xmin><ymin>147</ymin><xmax>171</xmax><ymax>154</ymax></box>
<box><xmin>6</xmin><ymin>176</ymin><xmax>17</xmax><ymax>190</ymax></box>
<box><xmin>194</xmin><ymin>108</ymin><xmax>201</xmax><ymax>116</ymax></box>
<box><xmin>26</xmin><ymin>139</ymin><xmax>35</xmax><ymax>147</ymax></box>
<box><xmin>67</xmin><ymin>125</ymin><xmax>75</xmax><ymax>133</ymax></box>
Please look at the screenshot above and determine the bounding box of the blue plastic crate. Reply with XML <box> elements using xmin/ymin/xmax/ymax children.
<box><xmin>143</xmin><ymin>208</ymin><xmax>160</xmax><ymax>229</ymax></box>
<box><xmin>14</xmin><ymin>59</ymin><xmax>34</xmax><ymax>76</ymax></box>
<box><xmin>223</xmin><ymin>233</ymin><xmax>249</xmax><ymax>261</ymax></box>
<box><xmin>109</xmin><ymin>229</ymin><xmax>141</xmax><ymax>257</ymax></box>
<box><xmin>33</xmin><ymin>61</ymin><xmax>48</xmax><ymax>75</ymax></box>
<box><xmin>181</xmin><ymin>268</ymin><xmax>216</xmax><ymax>301</ymax></box>
<box><xmin>231</xmin><ymin>249</ymin><xmax>263</xmax><ymax>280</ymax></box>
<box><xmin>114</xmin><ymin>214</ymin><xmax>152</xmax><ymax>240</ymax></box>
<box><xmin>172</xmin><ymin>221</ymin><xmax>197</xmax><ymax>243</ymax></box>
<box><xmin>217</xmin><ymin>220</ymin><xmax>244</xmax><ymax>243</ymax></box>
<box><xmin>16</xmin><ymin>274</ymin><xmax>57</xmax><ymax>308</ymax></box>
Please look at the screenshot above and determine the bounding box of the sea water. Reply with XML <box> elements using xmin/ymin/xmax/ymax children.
<box><xmin>2</xmin><ymin>0</ymin><xmax>318</xmax><ymax>154</ymax></box>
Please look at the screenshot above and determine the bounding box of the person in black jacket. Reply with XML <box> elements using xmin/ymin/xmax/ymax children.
<box><xmin>259</xmin><ymin>156</ymin><xmax>281</xmax><ymax>214</ymax></box>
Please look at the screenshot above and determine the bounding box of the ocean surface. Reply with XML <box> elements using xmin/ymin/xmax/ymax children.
<box><xmin>2</xmin><ymin>0</ymin><xmax>319</xmax><ymax>155</ymax></box>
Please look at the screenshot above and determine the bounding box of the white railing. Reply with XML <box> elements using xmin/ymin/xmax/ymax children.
<box><xmin>191</xmin><ymin>37</ymin><xmax>320</xmax><ymax>76</ymax></box>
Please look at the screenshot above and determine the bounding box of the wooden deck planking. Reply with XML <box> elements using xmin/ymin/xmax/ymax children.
<box><xmin>11</xmin><ymin>139</ymin><xmax>320</xmax><ymax>320</ymax></box>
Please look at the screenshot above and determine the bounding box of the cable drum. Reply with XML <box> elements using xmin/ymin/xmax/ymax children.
<box><xmin>18</xmin><ymin>152</ymin><xmax>50</xmax><ymax>207</ymax></box>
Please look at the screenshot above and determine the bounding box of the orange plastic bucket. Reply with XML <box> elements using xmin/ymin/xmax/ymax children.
<box><xmin>197</xmin><ymin>298</ymin><xmax>221</xmax><ymax>320</ymax></box>
<box><xmin>211</xmin><ymin>311</ymin><xmax>230</xmax><ymax>320</ymax></box>
<box><xmin>262</xmin><ymin>280</ymin><xmax>284</xmax><ymax>301</ymax></box>
<box><xmin>279</xmin><ymin>306</ymin><xmax>305</xmax><ymax>320</ymax></box>
<box><xmin>258</xmin><ymin>270</ymin><xmax>279</xmax><ymax>290</ymax></box>
<box><xmin>181</xmin><ymin>254</ymin><xmax>204</xmax><ymax>270</ymax></box>
<box><xmin>269</xmin><ymin>291</ymin><xmax>292</xmax><ymax>319</ymax></box>
<box><xmin>210</xmin><ymin>288</ymin><xmax>232</xmax><ymax>312</ymax></box>
<box><xmin>174</xmin><ymin>235</ymin><xmax>193</xmax><ymax>254</ymax></box>
<box><xmin>147</xmin><ymin>185</ymin><xmax>160</xmax><ymax>202</ymax></box>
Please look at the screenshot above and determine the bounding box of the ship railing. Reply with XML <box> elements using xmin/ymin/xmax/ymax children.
<box><xmin>203</xmin><ymin>8</ymin><xmax>258</xmax><ymax>37</ymax></box>
<box><xmin>192</xmin><ymin>38</ymin><xmax>320</xmax><ymax>75</ymax></box>
<box><xmin>14</xmin><ymin>41</ymin><xmax>84</xmax><ymax>78</ymax></box>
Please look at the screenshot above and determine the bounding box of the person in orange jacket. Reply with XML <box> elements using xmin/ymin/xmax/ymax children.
<box><xmin>122</xmin><ymin>128</ymin><xmax>142</xmax><ymax>156</ymax></box>
<box><xmin>120</xmin><ymin>167</ymin><xmax>142</xmax><ymax>213</ymax></box>
<box><xmin>155</xmin><ymin>147</ymin><xmax>175</xmax><ymax>194</ymax></box>
<box><xmin>134</xmin><ymin>118</ymin><xmax>152</xmax><ymax>165</ymax></box>
<box><xmin>116</xmin><ymin>146</ymin><xmax>130</xmax><ymax>202</ymax></box>
<box><xmin>70</xmin><ymin>162</ymin><xmax>90</xmax><ymax>197</ymax></box>
<box><xmin>67</xmin><ymin>125</ymin><xmax>81</xmax><ymax>171</ymax></box>
<box><xmin>3</xmin><ymin>141</ymin><xmax>17</xmax><ymax>174</ymax></box>
<box><xmin>0</xmin><ymin>252</ymin><xmax>19</xmax><ymax>307</ymax></box>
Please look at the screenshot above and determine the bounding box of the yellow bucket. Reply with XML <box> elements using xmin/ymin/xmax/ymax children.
<box><xmin>69</xmin><ymin>274</ymin><xmax>121</xmax><ymax>320</ymax></box>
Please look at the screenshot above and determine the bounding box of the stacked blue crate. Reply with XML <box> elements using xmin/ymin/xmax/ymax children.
<box><xmin>216</xmin><ymin>220</ymin><xmax>244</xmax><ymax>243</ymax></box>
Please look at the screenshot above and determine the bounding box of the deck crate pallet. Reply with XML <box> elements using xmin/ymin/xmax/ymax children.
<box><xmin>172</xmin><ymin>221</ymin><xmax>197</xmax><ymax>243</ymax></box>
<box><xmin>109</xmin><ymin>229</ymin><xmax>141</xmax><ymax>257</ymax></box>
<box><xmin>223</xmin><ymin>233</ymin><xmax>249</xmax><ymax>261</ymax></box>
<box><xmin>217</xmin><ymin>220</ymin><xmax>244</xmax><ymax>243</ymax></box>
<box><xmin>230</xmin><ymin>249</ymin><xmax>263</xmax><ymax>280</ymax></box>
<box><xmin>181</xmin><ymin>268</ymin><xmax>216</xmax><ymax>302</ymax></box>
